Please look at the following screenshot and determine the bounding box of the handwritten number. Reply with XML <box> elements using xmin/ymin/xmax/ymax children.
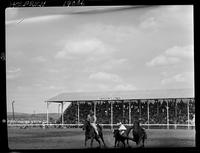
<box><xmin>9</xmin><ymin>0</ymin><xmax>84</xmax><ymax>7</ymax></box>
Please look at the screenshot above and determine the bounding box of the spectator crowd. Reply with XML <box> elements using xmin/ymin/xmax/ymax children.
<box><xmin>60</xmin><ymin>98</ymin><xmax>195</xmax><ymax>125</ymax></box>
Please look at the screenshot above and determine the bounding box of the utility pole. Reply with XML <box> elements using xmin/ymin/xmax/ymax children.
<box><xmin>12</xmin><ymin>100</ymin><xmax>15</xmax><ymax>120</ymax></box>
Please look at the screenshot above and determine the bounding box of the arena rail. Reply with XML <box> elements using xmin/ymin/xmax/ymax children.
<box><xmin>7</xmin><ymin>123</ymin><xmax>195</xmax><ymax>129</ymax></box>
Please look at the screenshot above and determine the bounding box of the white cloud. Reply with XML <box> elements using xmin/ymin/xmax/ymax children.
<box><xmin>146</xmin><ymin>45</ymin><xmax>193</xmax><ymax>67</ymax></box>
<box><xmin>66</xmin><ymin>39</ymin><xmax>106</xmax><ymax>54</ymax></box>
<box><xmin>161</xmin><ymin>74</ymin><xmax>184</xmax><ymax>84</ymax></box>
<box><xmin>139</xmin><ymin>5</ymin><xmax>193</xmax><ymax>31</ymax></box>
<box><xmin>55</xmin><ymin>38</ymin><xmax>114</xmax><ymax>59</ymax></box>
<box><xmin>55</xmin><ymin>51</ymin><xmax>69</xmax><ymax>59</ymax></box>
<box><xmin>146</xmin><ymin>55</ymin><xmax>180</xmax><ymax>66</ymax></box>
<box><xmin>161</xmin><ymin>72</ymin><xmax>194</xmax><ymax>85</ymax></box>
<box><xmin>89</xmin><ymin>72</ymin><xmax>122</xmax><ymax>83</ymax></box>
<box><xmin>165</xmin><ymin>45</ymin><xmax>193</xmax><ymax>58</ymax></box>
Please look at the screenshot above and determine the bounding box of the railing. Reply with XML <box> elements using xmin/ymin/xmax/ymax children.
<box><xmin>7</xmin><ymin>123</ymin><xmax>195</xmax><ymax>130</ymax></box>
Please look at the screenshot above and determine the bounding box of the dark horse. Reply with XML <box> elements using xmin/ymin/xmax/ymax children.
<box><xmin>82</xmin><ymin>120</ymin><xmax>106</xmax><ymax>148</ymax></box>
<box><xmin>126</xmin><ymin>121</ymin><xmax>147</xmax><ymax>148</ymax></box>
<box><xmin>113</xmin><ymin>129</ymin><xmax>135</xmax><ymax>148</ymax></box>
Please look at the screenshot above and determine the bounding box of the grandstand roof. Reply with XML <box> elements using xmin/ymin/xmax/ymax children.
<box><xmin>46</xmin><ymin>88</ymin><xmax>194</xmax><ymax>103</ymax></box>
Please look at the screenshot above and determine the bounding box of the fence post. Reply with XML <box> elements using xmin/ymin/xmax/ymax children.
<box><xmin>94</xmin><ymin>101</ymin><xmax>96</xmax><ymax>117</ymax></box>
<box><xmin>129</xmin><ymin>100</ymin><xmax>131</xmax><ymax>125</ymax></box>
<box><xmin>175</xmin><ymin>99</ymin><xmax>177</xmax><ymax>129</ymax></box>
<box><xmin>187</xmin><ymin>99</ymin><xmax>190</xmax><ymax>129</ymax></box>
<box><xmin>111</xmin><ymin>101</ymin><xmax>113</xmax><ymax>130</ymax></box>
<box><xmin>167</xmin><ymin>100</ymin><xmax>169</xmax><ymax>129</ymax></box>
<box><xmin>147</xmin><ymin>100</ymin><xmax>149</xmax><ymax>129</ymax></box>
<box><xmin>61</xmin><ymin>102</ymin><xmax>64</xmax><ymax>125</ymax></box>
<box><xmin>77</xmin><ymin>102</ymin><xmax>79</xmax><ymax>128</ymax></box>
<box><xmin>46</xmin><ymin>101</ymin><xmax>49</xmax><ymax>124</ymax></box>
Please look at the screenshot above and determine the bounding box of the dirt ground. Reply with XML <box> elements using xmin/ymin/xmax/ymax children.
<box><xmin>8</xmin><ymin>127</ymin><xmax>195</xmax><ymax>149</ymax></box>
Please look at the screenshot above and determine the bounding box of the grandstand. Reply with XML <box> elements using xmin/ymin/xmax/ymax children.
<box><xmin>45</xmin><ymin>88</ymin><xmax>195</xmax><ymax>129</ymax></box>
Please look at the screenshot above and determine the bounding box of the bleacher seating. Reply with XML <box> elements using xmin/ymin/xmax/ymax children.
<box><xmin>58</xmin><ymin>98</ymin><xmax>195</xmax><ymax>126</ymax></box>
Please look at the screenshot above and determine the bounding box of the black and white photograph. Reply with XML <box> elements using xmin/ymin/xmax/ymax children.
<box><xmin>5</xmin><ymin>5</ymin><xmax>195</xmax><ymax>149</ymax></box>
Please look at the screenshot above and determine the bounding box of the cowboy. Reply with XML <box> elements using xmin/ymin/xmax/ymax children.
<box><xmin>87</xmin><ymin>110</ymin><xmax>99</xmax><ymax>136</ymax></box>
<box><xmin>138</xmin><ymin>118</ymin><xmax>146</xmax><ymax>131</ymax></box>
<box><xmin>117</xmin><ymin>122</ymin><xmax>127</xmax><ymax>136</ymax></box>
<box><xmin>134</xmin><ymin>119</ymin><xmax>144</xmax><ymax>131</ymax></box>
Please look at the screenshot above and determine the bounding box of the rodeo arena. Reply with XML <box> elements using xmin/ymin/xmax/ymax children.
<box><xmin>7</xmin><ymin>88</ymin><xmax>195</xmax><ymax>149</ymax></box>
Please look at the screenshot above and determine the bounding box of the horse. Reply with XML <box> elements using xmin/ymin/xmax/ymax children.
<box><xmin>126</xmin><ymin>121</ymin><xmax>147</xmax><ymax>148</ymax></box>
<box><xmin>82</xmin><ymin>120</ymin><xmax>106</xmax><ymax>148</ymax></box>
<box><xmin>113</xmin><ymin>128</ymin><xmax>135</xmax><ymax>148</ymax></box>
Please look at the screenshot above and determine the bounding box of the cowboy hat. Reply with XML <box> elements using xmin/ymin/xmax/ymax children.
<box><xmin>117</xmin><ymin>122</ymin><xmax>122</xmax><ymax>126</ymax></box>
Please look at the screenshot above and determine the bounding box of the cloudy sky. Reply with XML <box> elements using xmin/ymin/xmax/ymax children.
<box><xmin>6</xmin><ymin>5</ymin><xmax>194</xmax><ymax>114</ymax></box>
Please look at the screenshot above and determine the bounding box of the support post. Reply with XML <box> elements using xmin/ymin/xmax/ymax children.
<box><xmin>157</xmin><ymin>99</ymin><xmax>159</xmax><ymax>117</ymax></box>
<box><xmin>187</xmin><ymin>99</ymin><xmax>190</xmax><ymax>129</ymax></box>
<box><xmin>94</xmin><ymin>101</ymin><xmax>96</xmax><ymax>116</ymax></box>
<box><xmin>12</xmin><ymin>101</ymin><xmax>15</xmax><ymax>120</ymax></box>
<box><xmin>46</xmin><ymin>101</ymin><xmax>49</xmax><ymax>124</ymax></box>
<box><xmin>61</xmin><ymin>102</ymin><xmax>64</xmax><ymax>125</ymax></box>
<box><xmin>167</xmin><ymin>100</ymin><xmax>169</xmax><ymax>129</ymax></box>
<box><xmin>58</xmin><ymin>103</ymin><xmax>60</xmax><ymax>118</ymax></box>
<box><xmin>139</xmin><ymin>100</ymin><xmax>141</xmax><ymax>119</ymax></box>
<box><xmin>122</xmin><ymin>100</ymin><xmax>125</xmax><ymax>123</ymax></box>
<box><xmin>175</xmin><ymin>99</ymin><xmax>177</xmax><ymax>129</ymax></box>
<box><xmin>129</xmin><ymin>101</ymin><xmax>131</xmax><ymax>125</ymax></box>
<box><xmin>111</xmin><ymin>101</ymin><xmax>113</xmax><ymax>130</ymax></box>
<box><xmin>78</xmin><ymin>102</ymin><xmax>79</xmax><ymax>127</ymax></box>
<box><xmin>147</xmin><ymin>100</ymin><xmax>149</xmax><ymax>129</ymax></box>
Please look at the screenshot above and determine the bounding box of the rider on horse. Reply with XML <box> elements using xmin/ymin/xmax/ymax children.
<box><xmin>117</xmin><ymin>122</ymin><xmax>127</xmax><ymax>136</ymax></box>
<box><xmin>87</xmin><ymin>110</ymin><xmax>99</xmax><ymax>136</ymax></box>
<box><xmin>137</xmin><ymin>118</ymin><xmax>146</xmax><ymax>132</ymax></box>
